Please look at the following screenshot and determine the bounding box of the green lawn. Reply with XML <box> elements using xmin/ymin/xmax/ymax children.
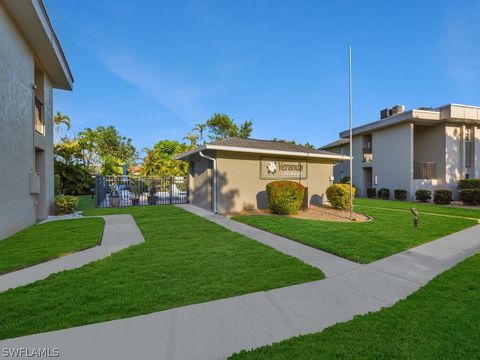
<box><xmin>76</xmin><ymin>195</ymin><xmax>96</xmax><ymax>212</ymax></box>
<box><xmin>0</xmin><ymin>218</ymin><xmax>104</xmax><ymax>274</ymax></box>
<box><xmin>233</xmin><ymin>207</ymin><xmax>476</xmax><ymax>263</ymax></box>
<box><xmin>230</xmin><ymin>252</ymin><xmax>480</xmax><ymax>360</ymax></box>
<box><xmin>0</xmin><ymin>206</ymin><xmax>322</xmax><ymax>340</ymax></box>
<box><xmin>354</xmin><ymin>197</ymin><xmax>480</xmax><ymax>219</ymax></box>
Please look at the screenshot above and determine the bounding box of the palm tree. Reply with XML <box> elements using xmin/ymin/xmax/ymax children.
<box><xmin>183</xmin><ymin>133</ymin><xmax>198</xmax><ymax>147</ymax></box>
<box><xmin>54</xmin><ymin>111</ymin><xmax>71</xmax><ymax>141</ymax></box>
<box><xmin>193</xmin><ymin>123</ymin><xmax>206</xmax><ymax>143</ymax></box>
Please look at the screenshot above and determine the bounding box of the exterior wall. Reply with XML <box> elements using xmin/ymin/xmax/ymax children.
<box><xmin>371</xmin><ymin>123</ymin><xmax>413</xmax><ymax>199</ymax></box>
<box><xmin>475</xmin><ymin>126</ymin><xmax>480</xmax><ymax>179</ymax></box>
<box><xmin>0</xmin><ymin>3</ymin><xmax>55</xmax><ymax>239</ymax></box>
<box><xmin>327</xmin><ymin>144</ymin><xmax>350</xmax><ymax>182</ymax></box>
<box><xmin>350</xmin><ymin>135</ymin><xmax>367</xmax><ymax>196</ymax></box>
<box><xmin>189</xmin><ymin>153</ymin><xmax>212</xmax><ymax>211</ymax></box>
<box><xmin>445</xmin><ymin>124</ymin><xmax>463</xmax><ymax>198</ymax></box>
<box><xmin>0</xmin><ymin>3</ymin><xmax>36</xmax><ymax>239</ymax></box>
<box><xmin>214</xmin><ymin>151</ymin><xmax>334</xmax><ymax>213</ymax></box>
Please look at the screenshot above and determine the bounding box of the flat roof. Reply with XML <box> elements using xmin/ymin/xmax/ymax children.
<box><xmin>174</xmin><ymin>137</ymin><xmax>350</xmax><ymax>161</ymax></box>
<box><xmin>2</xmin><ymin>0</ymin><xmax>73</xmax><ymax>90</ymax></box>
<box><xmin>338</xmin><ymin>103</ymin><xmax>480</xmax><ymax>138</ymax></box>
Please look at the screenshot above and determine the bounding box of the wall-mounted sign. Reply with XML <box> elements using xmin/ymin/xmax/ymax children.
<box><xmin>260</xmin><ymin>158</ymin><xmax>307</xmax><ymax>179</ymax></box>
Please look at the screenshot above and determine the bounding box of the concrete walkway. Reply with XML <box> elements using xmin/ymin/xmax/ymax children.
<box><xmin>0</xmin><ymin>215</ymin><xmax>144</xmax><ymax>292</ymax></box>
<box><xmin>1</xmin><ymin>206</ymin><xmax>480</xmax><ymax>360</ymax></box>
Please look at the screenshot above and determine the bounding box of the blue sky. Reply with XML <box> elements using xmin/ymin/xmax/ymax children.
<box><xmin>46</xmin><ymin>0</ymin><xmax>480</xmax><ymax>153</ymax></box>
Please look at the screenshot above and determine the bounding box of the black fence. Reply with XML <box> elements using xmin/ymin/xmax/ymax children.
<box><xmin>95</xmin><ymin>175</ymin><xmax>188</xmax><ymax>208</ymax></box>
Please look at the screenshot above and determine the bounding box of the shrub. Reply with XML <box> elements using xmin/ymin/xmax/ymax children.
<box><xmin>394</xmin><ymin>189</ymin><xmax>408</xmax><ymax>201</ymax></box>
<box><xmin>266</xmin><ymin>181</ymin><xmax>305</xmax><ymax>215</ymax></box>
<box><xmin>326</xmin><ymin>184</ymin><xmax>356</xmax><ymax>210</ymax></box>
<box><xmin>367</xmin><ymin>188</ymin><xmax>377</xmax><ymax>198</ymax></box>
<box><xmin>460</xmin><ymin>189</ymin><xmax>480</xmax><ymax>205</ymax></box>
<box><xmin>340</xmin><ymin>176</ymin><xmax>351</xmax><ymax>184</ymax></box>
<box><xmin>433</xmin><ymin>189</ymin><xmax>453</xmax><ymax>205</ymax></box>
<box><xmin>415</xmin><ymin>189</ymin><xmax>432</xmax><ymax>203</ymax></box>
<box><xmin>54</xmin><ymin>195</ymin><xmax>79</xmax><ymax>215</ymax></box>
<box><xmin>458</xmin><ymin>179</ymin><xmax>480</xmax><ymax>190</ymax></box>
<box><xmin>377</xmin><ymin>188</ymin><xmax>390</xmax><ymax>200</ymax></box>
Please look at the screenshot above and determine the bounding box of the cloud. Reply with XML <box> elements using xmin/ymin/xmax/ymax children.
<box><xmin>99</xmin><ymin>49</ymin><xmax>205</xmax><ymax>124</ymax></box>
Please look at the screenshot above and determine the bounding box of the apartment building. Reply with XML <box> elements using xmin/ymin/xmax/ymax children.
<box><xmin>321</xmin><ymin>104</ymin><xmax>480</xmax><ymax>200</ymax></box>
<box><xmin>0</xmin><ymin>0</ymin><xmax>73</xmax><ymax>239</ymax></box>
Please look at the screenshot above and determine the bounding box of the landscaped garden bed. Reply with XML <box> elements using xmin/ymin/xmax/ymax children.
<box><xmin>0</xmin><ymin>206</ymin><xmax>322</xmax><ymax>340</ymax></box>
<box><xmin>233</xmin><ymin>201</ymin><xmax>477</xmax><ymax>263</ymax></box>
<box><xmin>229</xmin><ymin>252</ymin><xmax>480</xmax><ymax>359</ymax></box>
<box><xmin>0</xmin><ymin>217</ymin><xmax>104</xmax><ymax>274</ymax></box>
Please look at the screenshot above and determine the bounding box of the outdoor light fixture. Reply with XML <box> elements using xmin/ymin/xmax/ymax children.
<box><xmin>411</xmin><ymin>207</ymin><xmax>419</xmax><ymax>228</ymax></box>
<box><xmin>374</xmin><ymin>175</ymin><xmax>378</xmax><ymax>185</ymax></box>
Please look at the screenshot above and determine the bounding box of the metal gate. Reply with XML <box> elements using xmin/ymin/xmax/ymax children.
<box><xmin>95</xmin><ymin>175</ymin><xmax>188</xmax><ymax>208</ymax></box>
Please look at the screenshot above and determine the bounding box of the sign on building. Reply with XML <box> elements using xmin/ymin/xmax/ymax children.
<box><xmin>260</xmin><ymin>158</ymin><xmax>307</xmax><ymax>179</ymax></box>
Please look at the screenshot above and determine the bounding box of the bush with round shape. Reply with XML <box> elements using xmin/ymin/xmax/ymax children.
<box><xmin>266</xmin><ymin>181</ymin><xmax>305</xmax><ymax>215</ymax></box>
<box><xmin>394</xmin><ymin>189</ymin><xmax>407</xmax><ymax>201</ymax></box>
<box><xmin>415</xmin><ymin>189</ymin><xmax>432</xmax><ymax>203</ymax></box>
<box><xmin>458</xmin><ymin>179</ymin><xmax>480</xmax><ymax>190</ymax></box>
<box><xmin>367</xmin><ymin>188</ymin><xmax>377</xmax><ymax>198</ymax></box>
<box><xmin>433</xmin><ymin>189</ymin><xmax>452</xmax><ymax>205</ymax></box>
<box><xmin>326</xmin><ymin>184</ymin><xmax>356</xmax><ymax>210</ymax></box>
<box><xmin>377</xmin><ymin>188</ymin><xmax>390</xmax><ymax>200</ymax></box>
<box><xmin>460</xmin><ymin>189</ymin><xmax>480</xmax><ymax>205</ymax></box>
<box><xmin>54</xmin><ymin>195</ymin><xmax>79</xmax><ymax>215</ymax></box>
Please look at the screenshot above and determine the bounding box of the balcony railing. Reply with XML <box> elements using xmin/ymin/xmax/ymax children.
<box><xmin>414</xmin><ymin>161</ymin><xmax>437</xmax><ymax>179</ymax></box>
<box><xmin>362</xmin><ymin>148</ymin><xmax>372</xmax><ymax>163</ymax></box>
<box><xmin>34</xmin><ymin>97</ymin><xmax>44</xmax><ymax>135</ymax></box>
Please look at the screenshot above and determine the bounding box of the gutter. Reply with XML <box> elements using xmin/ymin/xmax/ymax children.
<box><xmin>199</xmin><ymin>151</ymin><xmax>217</xmax><ymax>214</ymax></box>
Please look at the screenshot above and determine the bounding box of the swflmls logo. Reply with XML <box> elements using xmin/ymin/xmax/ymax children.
<box><xmin>267</xmin><ymin>161</ymin><xmax>277</xmax><ymax>174</ymax></box>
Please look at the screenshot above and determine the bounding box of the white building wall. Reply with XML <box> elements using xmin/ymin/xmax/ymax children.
<box><xmin>0</xmin><ymin>3</ymin><xmax>55</xmax><ymax>239</ymax></box>
<box><xmin>445</xmin><ymin>125</ymin><xmax>463</xmax><ymax>198</ymax></box>
<box><xmin>371</xmin><ymin>123</ymin><xmax>413</xmax><ymax>199</ymax></box>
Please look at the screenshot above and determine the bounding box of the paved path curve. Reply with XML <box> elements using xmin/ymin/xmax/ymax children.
<box><xmin>0</xmin><ymin>215</ymin><xmax>144</xmax><ymax>292</ymax></box>
<box><xmin>1</xmin><ymin>205</ymin><xmax>480</xmax><ymax>360</ymax></box>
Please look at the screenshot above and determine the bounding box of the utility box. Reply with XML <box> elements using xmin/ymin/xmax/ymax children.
<box><xmin>29</xmin><ymin>171</ymin><xmax>40</xmax><ymax>194</ymax></box>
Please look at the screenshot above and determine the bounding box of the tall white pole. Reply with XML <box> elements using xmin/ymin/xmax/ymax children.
<box><xmin>349</xmin><ymin>46</ymin><xmax>353</xmax><ymax>221</ymax></box>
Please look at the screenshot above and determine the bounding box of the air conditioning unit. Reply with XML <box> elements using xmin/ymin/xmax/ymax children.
<box><xmin>30</xmin><ymin>171</ymin><xmax>40</xmax><ymax>194</ymax></box>
<box><xmin>391</xmin><ymin>105</ymin><xmax>405</xmax><ymax>115</ymax></box>
<box><xmin>380</xmin><ymin>108</ymin><xmax>392</xmax><ymax>119</ymax></box>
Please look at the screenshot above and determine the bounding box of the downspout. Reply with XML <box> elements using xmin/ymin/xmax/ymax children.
<box><xmin>199</xmin><ymin>151</ymin><xmax>217</xmax><ymax>214</ymax></box>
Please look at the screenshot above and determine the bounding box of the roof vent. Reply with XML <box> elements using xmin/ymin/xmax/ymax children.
<box><xmin>380</xmin><ymin>105</ymin><xmax>405</xmax><ymax>119</ymax></box>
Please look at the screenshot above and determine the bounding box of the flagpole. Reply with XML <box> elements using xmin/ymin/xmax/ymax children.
<box><xmin>349</xmin><ymin>46</ymin><xmax>353</xmax><ymax>221</ymax></box>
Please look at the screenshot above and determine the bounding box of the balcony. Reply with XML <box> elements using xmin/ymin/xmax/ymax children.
<box><xmin>362</xmin><ymin>148</ymin><xmax>372</xmax><ymax>163</ymax></box>
<box><xmin>414</xmin><ymin>161</ymin><xmax>437</xmax><ymax>179</ymax></box>
<box><xmin>34</xmin><ymin>97</ymin><xmax>44</xmax><ymax>135</ymax></box>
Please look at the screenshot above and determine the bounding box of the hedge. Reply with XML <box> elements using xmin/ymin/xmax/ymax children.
<box><xmin>433</xmin><ymin>189</ymin><xmax>453</xmax><ymax>205</ymax></box>
<box><xmin>266</xmin><ymin>181</ymin><xmax>305</xmax><ymax>215</ymax></box>
<box><xmin>415</xmin><ymin>189</ymin><xmax>432</xmax><ymax>203</ymax></box>
<box><xmin>326</xmin><ymin>184</ymin><xmax>356</xmax><ymax>210</ymax></box>
<box><xmin>377</xmin><ymin>188</ymin><xmax>390</xmax><ymax>200</ymax></box>
<box><xmin>460</xmin><ymin>189</ymin><xmax>480</xmax><ymax>205</ymax></box>
<box><xmin>394</xmin><ymin>189</ymin><xmax>408</xmax><ymax>201</ymax></box>
<box><xmin>367</xmin><ymin>188</ymin><xmax>377</xmax><ymax>199</ymax></box>
<box><xmin>54</xmin><ymin>195</ymin><xmax>79</xmax><ymax>215</ymax></box>
<box><xmin>458</xmin><ymin>179</ymin><xmax>480</xmax><ymax>190</ymax></box>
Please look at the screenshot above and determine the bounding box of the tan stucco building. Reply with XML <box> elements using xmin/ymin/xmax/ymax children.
<box><xmin>322</xmin><ymin>103</ymin><xmax>480</xmax><ymax>200</ymax></box>
<box><xmin>174</xmin><ymin>138</ymin><xmax>349</xmax><ymax>214</ymax></box>
<box><xmin>0</xmin><ymin>0</ymin><xmax>73</xmax><ymax>239</ymax></box>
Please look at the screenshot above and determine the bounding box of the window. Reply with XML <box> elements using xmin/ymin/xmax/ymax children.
<box><xmin>465</xmin><ymin>126</ymin><xmax>474</xmax><ymax>168</ymax></box>
<box><xmin>34</xmin><ymin>97</ymin><xmax>44</xmax><ymax>135</ymax></box>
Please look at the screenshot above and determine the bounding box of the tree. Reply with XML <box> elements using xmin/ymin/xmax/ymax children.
<box><xmin>53</xmin><ymin>111</ymin><xmax>71</xmax><ymax>142</ymax></box>
<box><xmin>193</xmin><ymin>123</ymin><xmax>207</xmax><ymax>143</ymax></box>
<box><xmin>141</xmin><ymin>140</ymin><xmax>190</xmax><ymax>177</ymax></box>
<box><xmin>204</xmin><ymin>113</ymin><xmax>253</xmax><ymax>140</ymax></box>
<box><xmin>183</xmin><ymin>132</ymin><xmax>198</xmax><ymax>147</ymax></box>
<box><xmin>77</xmin><ymin>126</ymin><xmax>137</xmax><ymax>175</ymax></box>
